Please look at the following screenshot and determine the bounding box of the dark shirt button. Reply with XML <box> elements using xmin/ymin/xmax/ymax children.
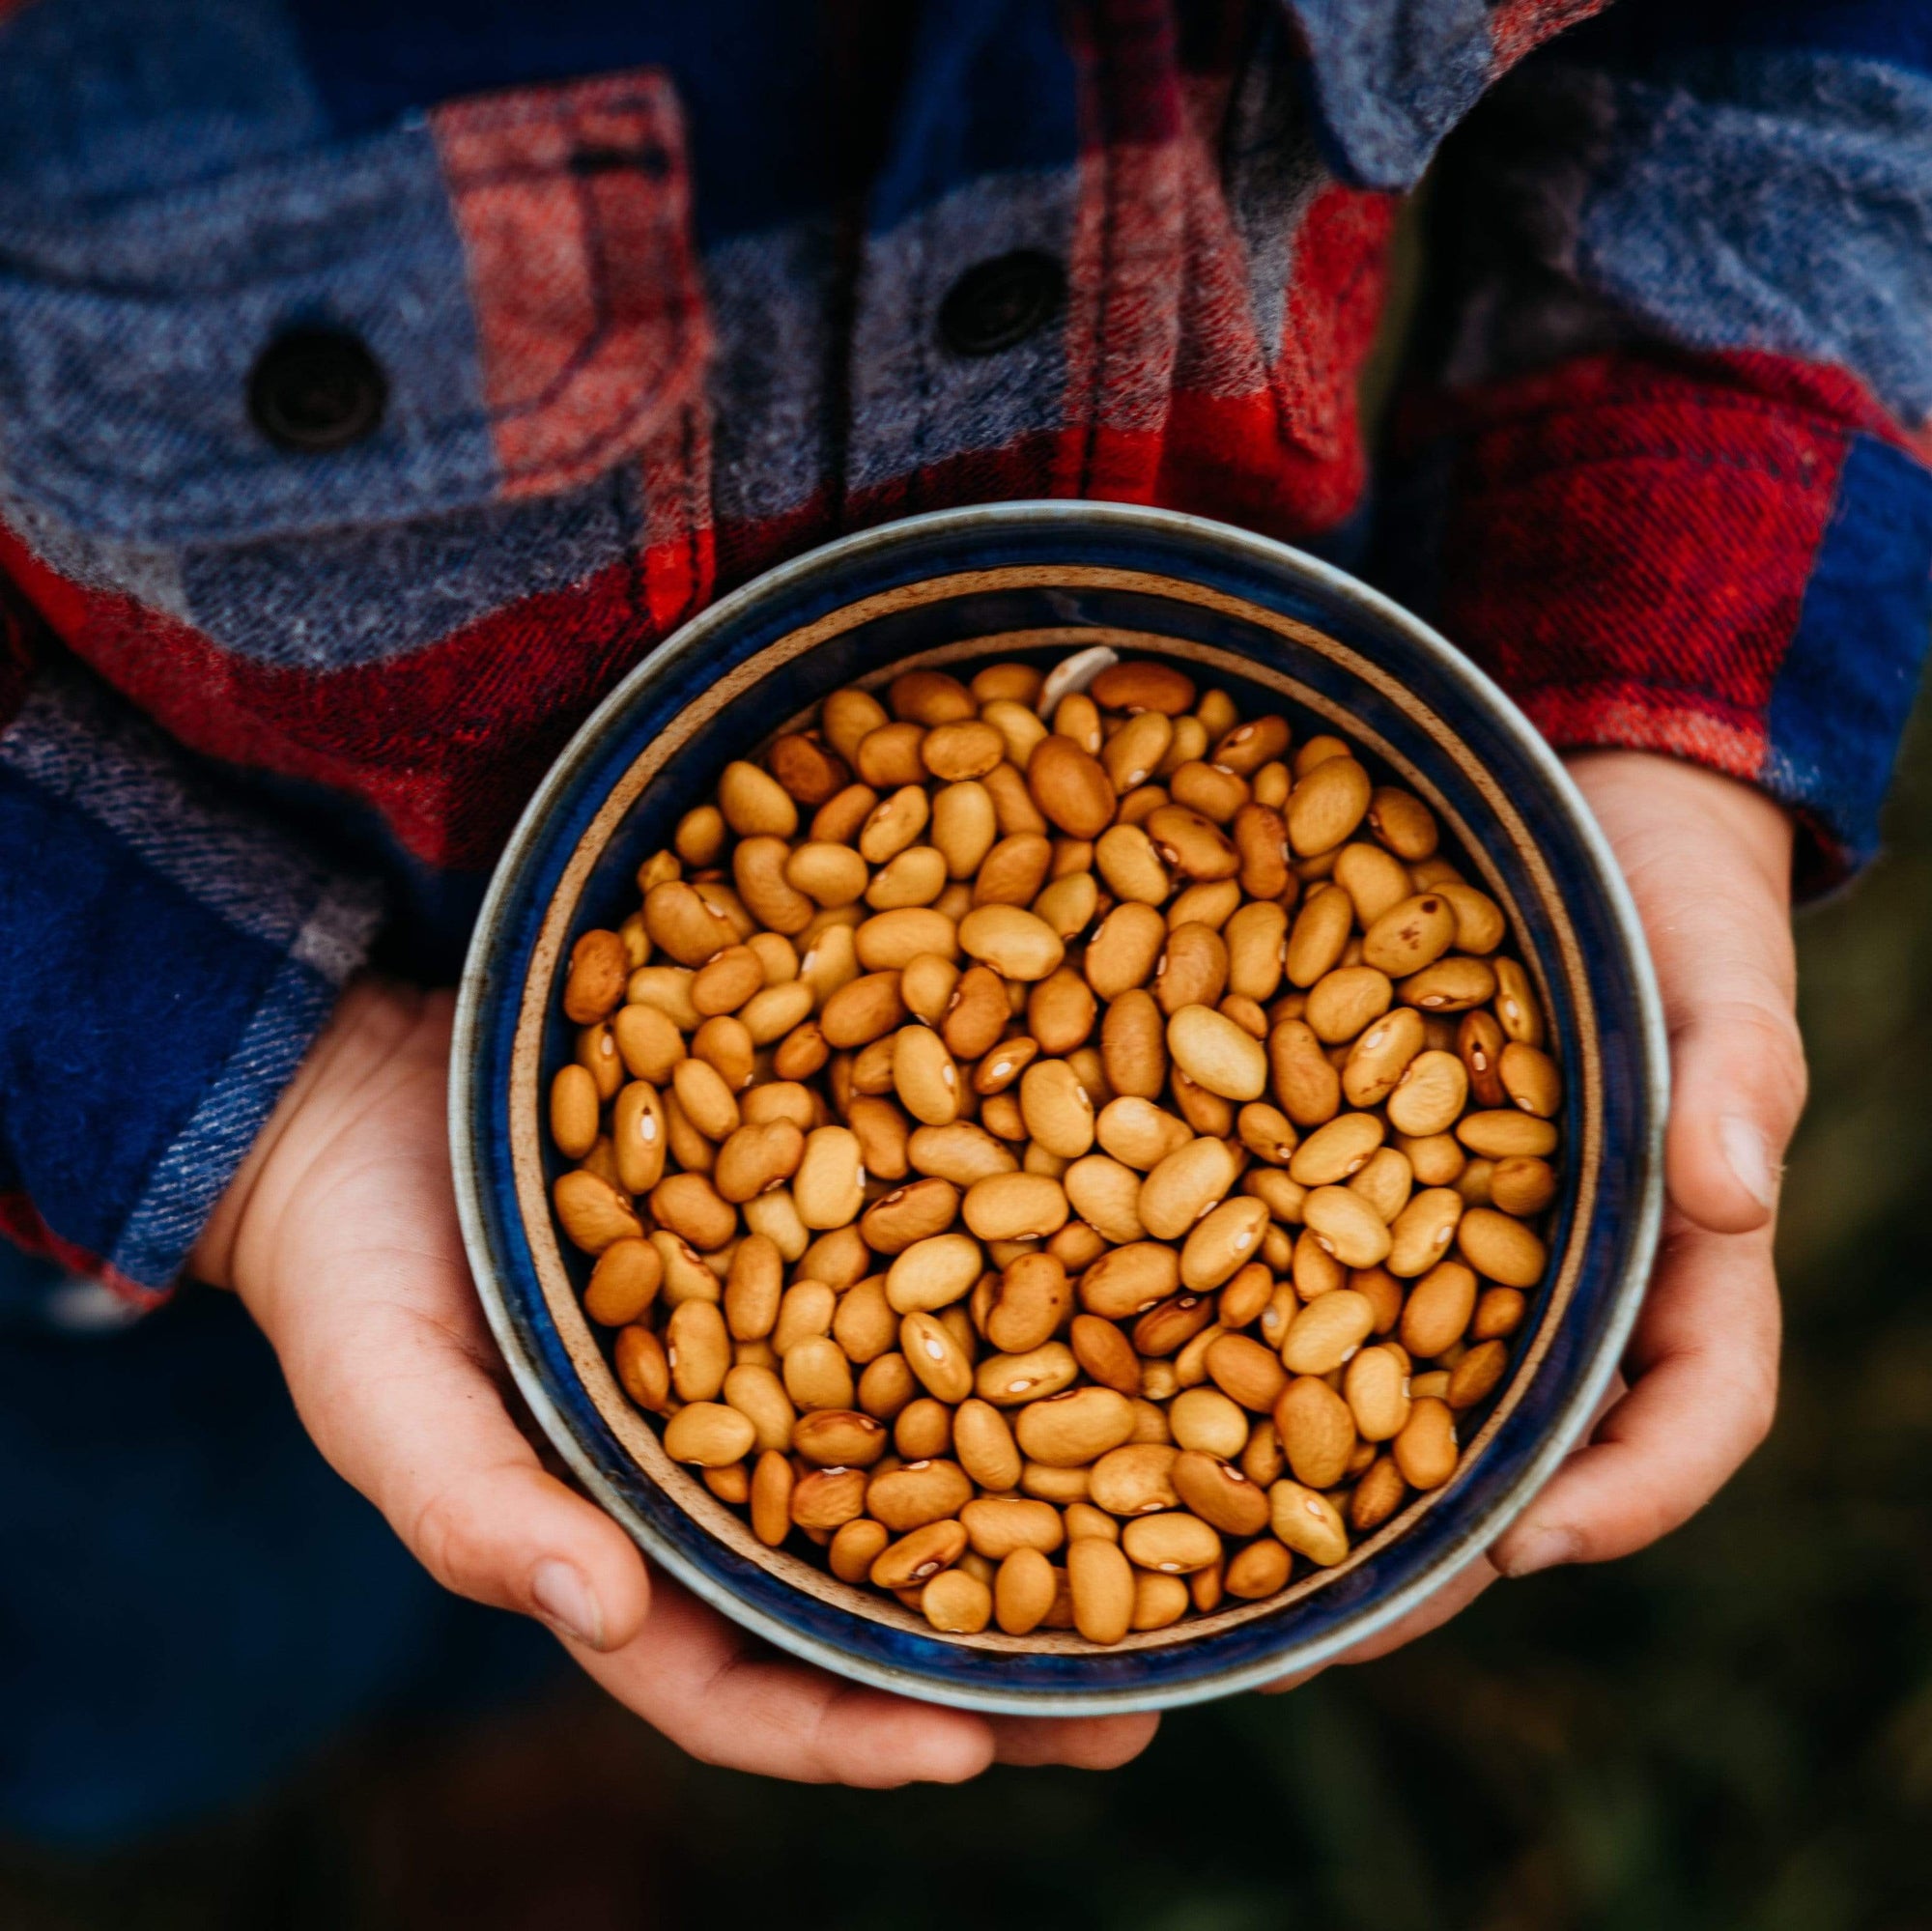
<box><xmin>248</xmin><ymin>328</ymin><xmax>387</xmax><ymax>453</ymax></box>
<box><xmin>938</xmin><ymin>249</ymin><xmax>1065</xmax><ymax>357</ymax></box>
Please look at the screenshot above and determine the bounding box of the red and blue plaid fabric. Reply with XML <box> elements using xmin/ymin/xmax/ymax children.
<box><xmin>3</xmin><ymin>0</ymin><xmax>1930</xmax><ymax>1300</ymax></box>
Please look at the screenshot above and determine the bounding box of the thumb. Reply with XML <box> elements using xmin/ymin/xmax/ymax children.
<box><xmin>275</xmin><ymin>1236</ymin><xmax>656</xmax><ymax>1654</ymax></box>
<box><xmin>226</xmin><ymin>980</ymin><xmax>652</xmax><ymax>1652</ymax></box>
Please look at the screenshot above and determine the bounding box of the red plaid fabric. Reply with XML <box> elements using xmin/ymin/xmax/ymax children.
<box><xmin>0</xmin><ymin>0</ymin><xmax>1927</xmax><ymax>1298</ymax></box>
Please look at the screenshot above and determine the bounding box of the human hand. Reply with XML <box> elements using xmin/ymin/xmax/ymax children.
<box><xmin>192</xmin><ymin>979</ymin><xmax>1156</xmax><ymax>1783</ymax></box>
<box><xmin>1271</xmin><ymin>749</ymin><xmax>1804</xmax><ymax>1685</ymax></box>
<box><xmin>1492</xmin><ymin>749</ymin><xmax>1800</xmax><ymax>1571</ymax></box>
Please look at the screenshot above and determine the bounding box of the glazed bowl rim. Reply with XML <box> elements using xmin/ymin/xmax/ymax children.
<box><xmin>451</xmin><ymin>498</ymin><xmax>1668</xmax><ymax>1714</ymax></box>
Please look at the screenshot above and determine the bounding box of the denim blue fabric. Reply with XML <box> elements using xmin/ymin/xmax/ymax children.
<box><xmin>0</xmin><ymin>0</ymin><xmax>328</xmax><ymax>200</ymax></box>
<box><xmin>0</xmin><ymin>1247</ymin><xmax>558</xmax><ymax>1847</ymax></box>
<box><xmin>1574</xmin><ymin>0</ymin><xmax>1932</xmax><ymax>76</ymax></box>
<box><xmin>865</xmin><ymin>0</ymin><xmax>1080</xmax><ymax>232</ymax></box>
<box><xmin>290</xmin><ymin>0</ymin><xmax>838</xmax><ymax>247</ymax></box>
<box><xmin>0</xmin><ymin>665</ymin><xmax>377</xmax><ymax>1287</ymax></box>
<box><xmin>1766</xmin><ymin>435</ymin><xmax>1932</xmax><ymax>872</ymax></box>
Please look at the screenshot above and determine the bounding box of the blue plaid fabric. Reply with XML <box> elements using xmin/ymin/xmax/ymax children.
<box><xmin>0</xmin><ymin>0</ymin><xmax>1924</xmax><ymax>1306</ymax></box>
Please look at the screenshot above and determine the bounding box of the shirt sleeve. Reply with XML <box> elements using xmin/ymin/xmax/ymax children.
<box><xmin>0</xmin><ymin>577</ymin><xmax>382</xmax><ymax>1306</ymax></box>
<box><xmin>1381</xmin><ymin>4</ymin><xmax>1932</xmax><ymax>894</ymax></box>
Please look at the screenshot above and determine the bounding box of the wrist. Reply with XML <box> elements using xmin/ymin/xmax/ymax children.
<box><xmin>189</xmin><ymin>977</ymin><xmax>428</xmax><ymax>1293</ymax></box>
<box><xmin>1561</xmin><ymin>750</ymin><xmax>1796</xmax><ymax>907</ymax></box>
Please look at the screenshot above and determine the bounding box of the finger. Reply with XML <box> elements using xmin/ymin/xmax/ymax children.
<box><xmin>1492</xmin><ymin>1215</ymin><xmax>1779</xmax><ymax>1575</ymax></box>
<box><xmin>1259</xmin><ymin>1548</ymin><xmax>1499</xmax><ymax>1694</ymax></box>
<box><xmin>277</xmin><ymin>1252</ymin><xmax>653</xmax><ymax>1653</ymax></box>
<box><xmin>1568</xmin><ymin>753</ymin><xmax>1804</xmax><ymax>1234</ymax></box>
<box><xmin>1333</xmin><ymin>1548</ymin><xmax>1500</xmax><ymax>1664</ymax></box>
<box><xmin>570</xmin><ymin>1577</ymin><xmax>998</xmax><ymax>1786</ymax></box>
<box><xmin>985</xmin><ymin>1713</ymin><xmax>1162</xmax><ymax>1769</ymax></box>
<box><xmin>1658</xmin><ymin>920</ymin><xmax>1806</xmax><ymax>1236</ymax></box>
<box><xmin>232</xmin><ymin>985</ymin><xmax>654</xmax><ymax>1652</ymax></box>
<box><xmin>1256</xmin><ymin>1371</ymin><xmax>1634</xmax><ymax>1692</ymax></box>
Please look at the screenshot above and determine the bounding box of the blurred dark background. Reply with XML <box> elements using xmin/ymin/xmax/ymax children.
<box><xmin>5</xmin><ymin>724</ymin><xmax>1930</xmax><ymax>1931</ymax></box>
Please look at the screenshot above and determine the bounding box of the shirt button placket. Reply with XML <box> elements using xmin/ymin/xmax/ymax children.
<box><xmin>842</xmin><ymin>188</ymin><xmax>1080</xmax><ymax>510</ymax></box>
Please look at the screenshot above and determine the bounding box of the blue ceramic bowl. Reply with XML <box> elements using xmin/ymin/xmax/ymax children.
<box><xmin>451</xmin><ymin>501</ymin><xmax>1666</xmax><ymax>1716</ymax></box>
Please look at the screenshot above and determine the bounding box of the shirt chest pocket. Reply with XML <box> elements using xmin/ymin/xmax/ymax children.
<box><xmin>0</xmin><ymin>70</ymin><xmax>707</xmax><ymax>551</ymax></box>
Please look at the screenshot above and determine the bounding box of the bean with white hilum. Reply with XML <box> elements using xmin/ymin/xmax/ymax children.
<box><xmin>549</xmin><ymin>655</ymin><xmax>1559</xmax><ymax>1640</ymax></box>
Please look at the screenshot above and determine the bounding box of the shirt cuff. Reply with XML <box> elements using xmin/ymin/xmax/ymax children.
<box><xmin>0</xmin><ymin>665</ymin><xmax>384</xmax><ymax>1304</ymax></box>
<box><xmin>1384</xmin><ymin>350</ymin><xmax>1932</xmax><ymax>895</ymax></box>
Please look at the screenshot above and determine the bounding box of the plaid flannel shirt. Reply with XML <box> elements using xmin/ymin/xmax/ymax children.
<box><xmin>3</xmin><ymin>0</ymin><xmax>1931</xmax><ymax>1302</ymax></box>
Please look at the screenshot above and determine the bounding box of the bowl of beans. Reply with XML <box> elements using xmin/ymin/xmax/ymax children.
<box><xmin>452</xmin><ymin>500</ymin><xmax>1666</xmax><ymax>1714</ymax></box>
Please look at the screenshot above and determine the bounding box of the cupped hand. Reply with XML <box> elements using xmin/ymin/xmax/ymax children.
<box><xmin>1272</xmin><ymin>748</ymin><xmax>1804</xmax><ymax>1688</ymax></box>
<box><xmin>1490</xmin><ymin>749</ymin><xmax>1800</xmax><ymax>1574</ymax></box>
<box><xmin>191</xmin><ymin>980</ymin><xmax>1156</xmax><ymax>1783</ymax></box>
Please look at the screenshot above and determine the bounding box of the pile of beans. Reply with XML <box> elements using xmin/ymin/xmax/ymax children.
<box><xmin>546</xmin><ymin>656</ymin><xmax>1562</xmax><ymax>1644</ymax></box>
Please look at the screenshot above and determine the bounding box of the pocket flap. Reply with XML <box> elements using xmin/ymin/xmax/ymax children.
<box><xmin>0</xmin><ymin>70</ymin><xmax>706</xmax><ymax>548</ymax></box>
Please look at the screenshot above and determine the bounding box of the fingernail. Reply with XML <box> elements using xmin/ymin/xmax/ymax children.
<box><xmin>1496</xmin><ymin>1524</ymin><xmax>1581</xmax><ymax>1577</ymax></box>
<box><xmin>530</xmin><ymin>1559</ymin><xmax>604</xmax><ymax>1649</ymax></box>
<box><xmin>1719</xmin><ymin>1115</ymin><xmax>1778</xmax><ymax>1211</ymax></box>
